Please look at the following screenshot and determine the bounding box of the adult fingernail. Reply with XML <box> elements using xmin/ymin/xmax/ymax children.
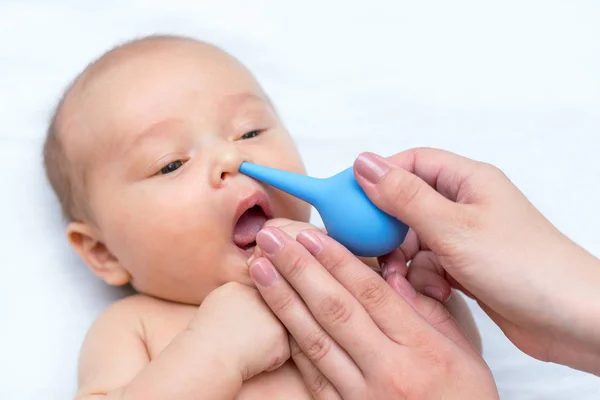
<box><xmin>257</xmin><ymin>229</ymin><xmax>284</xmax><ymax>256</ymax></box>
<box><xmin>246</xmin><ymin>248</ymin><xmax>261</xmax><ymax>266</ymax></box>
<box><xmin>355</xmin><ymin>153</ymin><xmax>391</xmax><ymax>184</ymax></box>
<box><xmin>382</xmin><ymin>263</ymin><xmax>395</xmax><ymax>281</ymax></box>
<box><xmin>424</xmin><ymin>285</ymin><xmax>445</xmax><ymax>303</ymax></box>
<box><xmin>297</xmin><ymin>230</ymin><xmax>323</xmax><ymax>255</ymax></box>
<box><xmin>380</xmin><ymin>262</ymin><xmax>388</xmax><ymax>279</ymax></box>
<box><xmin>250</xmin><ymin>259</ymin><xmax>277</xmax><ymax>287</ymax></box>
<box><xmin>391</xmin><ymin>272</ymin><xmax>417</xmax><ymax>300</ymax></box>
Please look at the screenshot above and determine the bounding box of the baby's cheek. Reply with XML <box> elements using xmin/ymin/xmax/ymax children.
<box><xmin>111</xmin><ymin>203</ymin><xmax>225</xmax><ymax>298</ymax></box>
<box><xmin>100</xmin><ymin>190</ymin><xmax>191</xmax><ymax>257</ymax></box>
<box><xmin>259</xmin><ymin>134</ymin><xmax>304</xmax><ymax>172</ymax></box>
<box><xmin>274</xmin><ymin>151</ymin><xmax>305</xmax><ymax>175</ymax></box>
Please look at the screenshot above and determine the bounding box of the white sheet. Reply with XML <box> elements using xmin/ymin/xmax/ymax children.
<box><xmin>1</xmin><ymin>1</ymin><xmax>599</xmax><ymax>398</ymax></box>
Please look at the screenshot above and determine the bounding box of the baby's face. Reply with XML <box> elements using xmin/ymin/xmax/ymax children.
<box><xmin>72</xmin><ymin>41</ymin><xmax>310</xmax><ymax>303</ymax></box>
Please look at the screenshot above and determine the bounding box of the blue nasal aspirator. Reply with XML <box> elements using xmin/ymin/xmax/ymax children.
<box><xmin>239</xmin><ymin>162</ymin><xmax>409</xmax><ymax>257</ymax></box>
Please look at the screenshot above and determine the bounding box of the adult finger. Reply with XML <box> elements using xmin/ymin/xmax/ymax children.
<box><xmin>385</xmin><ymin>272</ymin><xmax>477</xmax><ymax>356</ymax></box>
<box><xmin>380</xmin><ymin>147</ymin><xmax>481</xmax><ymax>201</ymax></box>
<box><xmin>249</xmin><ymin>257</ymin><xmax>364</xmax><ymax>394</ymax></box>
<box><xmin>407</xmin><ymin>251</ymin><xmax>452</xmax><ymax>303</ymax></box>
<box><xmin>378</xmin><ymin>248</ymin><xmax>408</xmax><ymax>281</ymax></box>
<box><xmin>295</xmin><ymin>229</ymin><xmax>440</xmax><ymax>349</ymax></box>
<box><xmin>379</xmin><ymin>229</ymin><xmax>424</xmax><ymax>280</ymax></box>
<box><xmin>289</xmin><ymin>336</ymin><xmax>344</xmax><ymax>400</ymax></box>
<box><xmin>353</xmin><ymin>151</ymin><xmax>477</xmax><ymax>249</ymax></box>
<box><xmin>254</xmin><ymin>227</ymin><xmax>389</xmax><ymax>364</ymax></box>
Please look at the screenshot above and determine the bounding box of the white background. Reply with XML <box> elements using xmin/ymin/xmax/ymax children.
<box><xmin>1</xmin><ymin>1</ymin><xmax>599</xmax><ymax>398</ymax></box>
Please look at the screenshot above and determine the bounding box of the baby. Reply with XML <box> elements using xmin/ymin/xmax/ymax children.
<box><xmin>44</xmin><ymin>35</ymin><xmax>480</xmax><ymax>399</ymax></box>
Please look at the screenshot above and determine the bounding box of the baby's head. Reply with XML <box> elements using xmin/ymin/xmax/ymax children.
<box><xmin>44</xmin><ymin>35</ymin><xmax>310</xmax><ymax>304</ymax></box>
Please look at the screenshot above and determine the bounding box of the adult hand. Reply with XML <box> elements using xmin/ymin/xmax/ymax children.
<box><xmin>248</xmin><ymin>227</ymin><xmax>498</xmax><ymax>399</ymax></box>
<box><xmin>354</xmin><ymin>149</ymin><xmax>600</xmax><ymax>374</ymax></box>
<box><xmin>247</xmin><ymin>218</ymin><xmax>320</xmax><ymax>265</ymax></box>
<box><xmin>248</xmin><ymin>218</ymin><xmax>380</xmax><ymax>272</ymax></box>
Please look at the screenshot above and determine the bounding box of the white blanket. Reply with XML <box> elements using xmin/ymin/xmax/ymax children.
<box><xmin>1</xmin><ymin>1</ymin><xmax>599</xmax><ymax>398</ymax></box>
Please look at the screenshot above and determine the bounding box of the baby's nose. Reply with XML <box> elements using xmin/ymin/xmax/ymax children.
<box><xmin>209</xmin><ymin>144</ymin><xmax>250</xmax><ymax>188</ymax></box>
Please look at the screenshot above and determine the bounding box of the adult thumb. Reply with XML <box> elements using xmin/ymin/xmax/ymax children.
<box><xmin>353</xmin><ymin>152</ymin><xmax>460</xmax><ymax>244</ymax></box>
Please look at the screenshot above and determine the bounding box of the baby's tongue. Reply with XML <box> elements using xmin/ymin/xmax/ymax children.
<box><xmin>233</xmin><ymin>206</ymin><xmax>268</xmax><ymax>248</ymax></box>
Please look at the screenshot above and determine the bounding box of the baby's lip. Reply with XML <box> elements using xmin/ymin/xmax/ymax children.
<box><xmin>232</xmin><ymin>189</ymin><xmax>274</xmax><ymax>233</ymax></box>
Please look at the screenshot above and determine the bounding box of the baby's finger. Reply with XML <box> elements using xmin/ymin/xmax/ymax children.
<box><xmin>289</xmin><ymin>336</ymin><xmax>343</xmax><ymax>400</ymax></box>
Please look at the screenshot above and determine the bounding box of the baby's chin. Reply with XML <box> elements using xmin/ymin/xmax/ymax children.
<box><xmin>133</xmin><ymin>247</ymin><xmax>256</xmax><ymax>305</ymax></box>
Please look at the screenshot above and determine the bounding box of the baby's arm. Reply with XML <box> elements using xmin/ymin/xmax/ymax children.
<box><xmin>75</xmin><ymin>296</ymin><xmax>240</xmax><ymax>400</ymax></box>
<box><xmin>76</xmin><ymin>284</ymin><xmax>289</xmax><ymax>400</ymax></box>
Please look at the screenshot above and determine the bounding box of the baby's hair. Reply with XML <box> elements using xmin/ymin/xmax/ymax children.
<box><xmin>43</xmin><ymin>34</ymin><xmax>197</xmax><ymax>222</ymax></box>
<box><xmin>44</xmin><ymin>93</ymin><xmax>78</xmax><ymax>221</ymax></box>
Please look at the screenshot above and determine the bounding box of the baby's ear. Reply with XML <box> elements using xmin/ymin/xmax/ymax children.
<box><xmin>66</xmin><ymin>222</ymin><xmax>131</xmax><ymax>286</ymax></box>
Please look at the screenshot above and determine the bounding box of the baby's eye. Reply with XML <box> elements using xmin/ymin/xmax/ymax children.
<box><xmin>240</xmin><ymin>130</ymin><xmax>261</xmax><ymax>140</ymax></box>
<box><xmin>159</xmin><ymin>160</ymin><xmax>184</xmax><ymax>175</ymax></box>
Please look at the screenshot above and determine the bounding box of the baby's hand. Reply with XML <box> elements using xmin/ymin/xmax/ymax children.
<box><xmin>189</xmin><ymin>282</ymin><xmax>290</xmax><ymax>381</ymax></box>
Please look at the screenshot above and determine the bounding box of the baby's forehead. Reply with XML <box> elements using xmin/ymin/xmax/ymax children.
<box><xmin>64</xmin><ymin>39</ymin><xmax>263</xmax><ymax>145</ymax></box>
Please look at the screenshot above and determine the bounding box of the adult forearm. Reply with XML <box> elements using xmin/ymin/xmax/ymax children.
<box><xmin>547</xmin><ymin>246</ymin><xmax>600</xmax><ymax>374</ymax></box>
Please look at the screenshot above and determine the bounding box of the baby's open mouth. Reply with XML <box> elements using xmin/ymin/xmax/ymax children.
<box><xmin>233</xmin><ymin>205</ymin><xmax>269</xmax><ymax>251</ymax></box>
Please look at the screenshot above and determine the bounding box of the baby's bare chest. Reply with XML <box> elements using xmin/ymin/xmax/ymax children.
<box><xmin>142</xmin><ymin>303</ymin><xmax>313</xmax><ymax>400</ymax></box>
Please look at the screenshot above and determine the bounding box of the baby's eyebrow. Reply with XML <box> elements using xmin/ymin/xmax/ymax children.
<box><xmin>121</xmin><ymin>92</ymin><xmax>270</xmax><ymax>156</ymax></box>
<box><xmin>219</xmin><ymin>92</ymin><xmax>272</xmax><ymax>115</ymax></box>
<box><xmin>124</xmin><ymin>119</ymin><xmax>184</xmax><ymax>155</ymax></box>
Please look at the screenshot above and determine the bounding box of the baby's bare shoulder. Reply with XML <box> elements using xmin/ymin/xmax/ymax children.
<box><xmin>79</xmin><ymin>294</ymin><xmax>180</xmax><ymax>362</ymax></box>
<box><xmin>90</xmin><ymin>294</ymin><xmax>195</xmax><ymax>345</ymax></box>
<box><xmin>76</xmin><ymin>295</ymin><xmax>153</xmax><ymax>396</ymax></box>
<box><xmin>77</xmin><ymin>294</ymin><xmax>196</xmax><ymax>397</ymax></box>
<box><xmin>97</xmin><ymin>293</ymin><xmax>194</xmax><ymax>321</ymax></box>
<box><xmin>120</xmin><ymin>295</ymin><xmax>198</xmax><ymax>356</ymax></box>
<box><xmin>88</xmin><ymin>294</ymin><xmax>163</xmax><ymax>331</ymax></box>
